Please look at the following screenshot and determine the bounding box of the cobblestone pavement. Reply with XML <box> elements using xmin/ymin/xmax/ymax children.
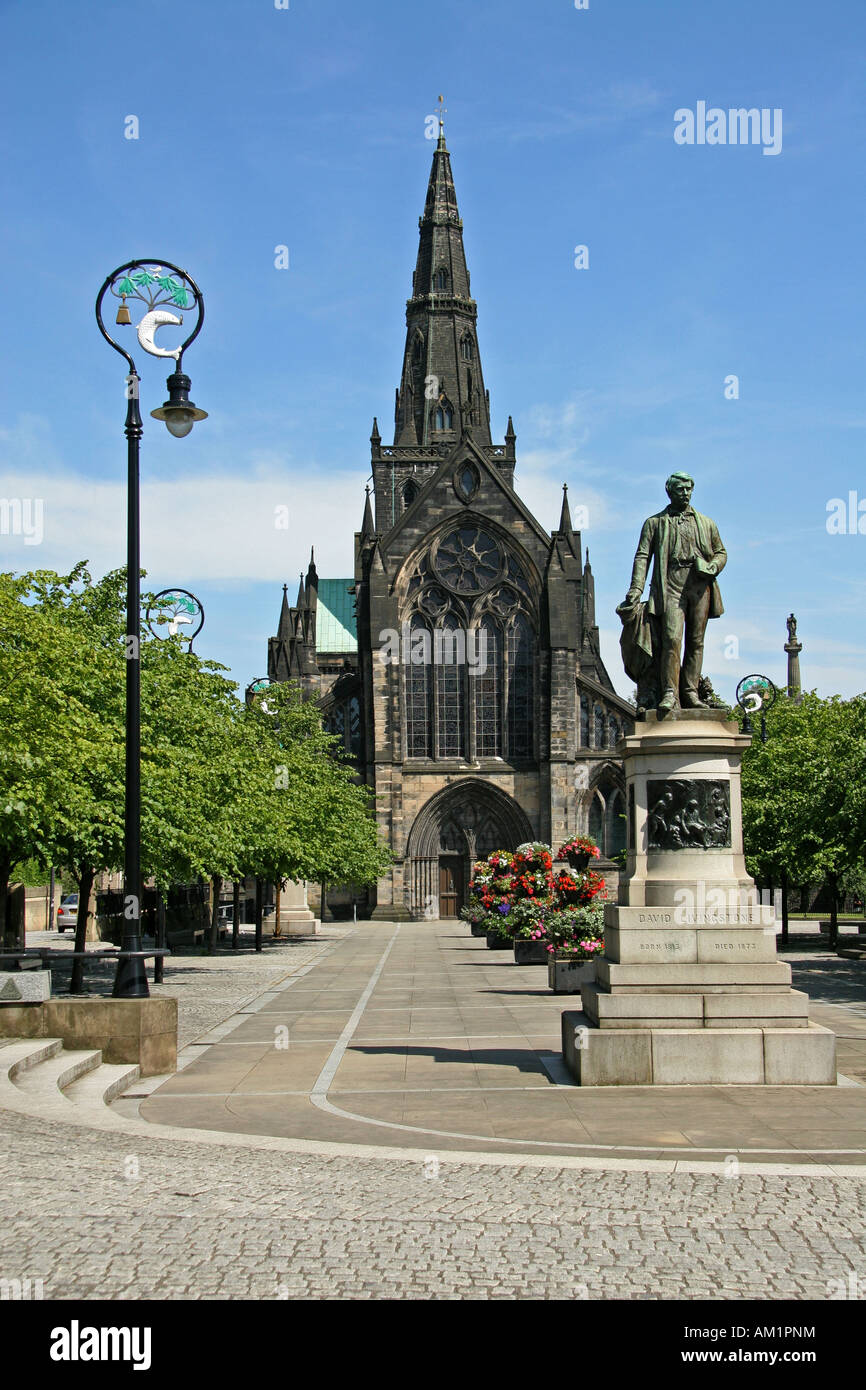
<box><xmin>4</xmin><ymin>923</ymin><xmax>866</xmax><ymax>1300</ymax></box>
<box><xmin>26</xmin><ymin>928</ymin><xmax>343</xmax><ymax>1048</ymax></box>
<box><xmin>2</xmin><ymin>1105</ymin><xmax>865</xmax><ymax>1299</ymax></box>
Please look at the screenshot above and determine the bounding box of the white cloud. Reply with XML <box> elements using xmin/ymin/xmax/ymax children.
<box><xmin>0</xmin><ymin>466</ymin><xmax>363</xmax><ymax>581</ymax></box>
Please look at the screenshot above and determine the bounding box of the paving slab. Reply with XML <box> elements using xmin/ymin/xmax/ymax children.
<box><xmin>137</xmin><ymin>921</ymin><xmax>866</xmax><ymax>1166</ymax></box>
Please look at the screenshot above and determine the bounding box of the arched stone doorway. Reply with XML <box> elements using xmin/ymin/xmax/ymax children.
<box><xmin>405</xmin><ymin>781</ymin><xmax>534</xmax><ymax>919</ymax></box>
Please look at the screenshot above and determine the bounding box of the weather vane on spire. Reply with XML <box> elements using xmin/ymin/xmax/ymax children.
<box><xmin>437</xmin><ymin>94</ymin><xmax>447</xmax><ymax>135</ymax></box>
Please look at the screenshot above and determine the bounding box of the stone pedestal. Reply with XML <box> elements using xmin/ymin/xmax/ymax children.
<box><xmin>562</xmin><ymin>710</ymin><xmax>837</xmax><ymax>1086</ymax></box>
<box><xmin>277</xmin><ymin>880</ymin><xmax>320</xmax><ymax>935</ymax></box>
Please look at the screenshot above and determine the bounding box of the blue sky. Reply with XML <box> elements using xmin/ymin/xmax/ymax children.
<box><xmin>1</xmin><ymin>0</ymin><xmax>864</xmax><ymax>701</ymax></box>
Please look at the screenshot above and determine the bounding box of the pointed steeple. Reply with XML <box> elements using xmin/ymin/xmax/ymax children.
<box><xmin>582</xmin><ymin>549</ymin><xmax>596</xmax><ymax>629</ymax></box>
<box><xmin>361</xmin><ymin>485</ymin><xmax>375</xmax><ymax>540</ymax></box>
<box><xmin>276</xmin><ymin>583</ymin><xmax>291</xmax><ymax>642</ymax></box>
<box><xmin>296</xmin><ymin>572</ymin><xmax>305</xmax><ymax>609</ymax></box>
<box><xmin>558</xmin><ymin>483</ymin><xmax>572</xmax><ymax>535</ymax></box>
<box><xmin>393</xmin><ymin>132</ymin><xmax>492</xmax><ymax>448</ymax></box>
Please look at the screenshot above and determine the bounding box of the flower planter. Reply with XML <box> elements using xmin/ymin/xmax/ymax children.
<box><xmin>548</xmin><ymin>958</ymin><xmax>597</xmax><ymax>993</ymax></box>
<box><xmin>486</xmin><ymin>931</ymin><xmax>513</xmax><ymax>950</ymax></box>
<box><xmin>513</xmin><ymin>939</ymin><xmax>550</xmax><ymax>965</ymax></box>
<box><xmin>470</xmin><ymin>923</ymin><xmax>488</xmax><ymax>937</ymax></box>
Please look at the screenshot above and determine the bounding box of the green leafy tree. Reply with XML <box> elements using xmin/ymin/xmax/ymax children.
<box><xmin>738</xmin><ymin>691</ymin><xmax>866</xmax><ymax>939</ymax></box>
<box><xmin>1</xmin><ymin>564</ymin><xmax>391</xmax><ymax>968</ymax></box>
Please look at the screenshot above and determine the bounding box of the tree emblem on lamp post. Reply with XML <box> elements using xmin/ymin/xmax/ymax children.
<box><xmin>145</xmin><ymin>589</ymin><xmax>205</xmax><ymax>650</ymax></box>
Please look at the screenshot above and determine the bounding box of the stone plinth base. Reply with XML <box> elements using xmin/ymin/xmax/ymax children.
<box><xmin>278</xmin><ymin>918</ymin><xmax>321</xmax><ymax>936</ymax></box>
<box><xmin>371</xmin><ymin>904</ymin><xmax>412</xmax><ymax>921</ymax></box>
<box><xmin>561</xmin><ymin>709</ymin><xmax>837</xmax><ymax>1086</ymax></box>
<box><xmin>562</xmin><ymin>1012</ymin><xmax>837</xmax><ymax>1086</ymax></box>
<box><xmin>0</xmin><ymin>997</ymin><xmax>176</xmax><ymax>1077</ymax></box>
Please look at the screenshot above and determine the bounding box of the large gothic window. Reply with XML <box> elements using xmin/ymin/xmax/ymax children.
<box><xmin>406</xmin><ymin>617</ymin><xmax>433</xmax><ymax>757</ymax></box>
<box><xmin>475</xmin><ymin>617</ymin><xmax>502</xmax><ymax>756</ymax></box>
<box><xmin>402</xmin><ymin>537</ymin><xmax>536</xmax><ymax>765</ymax></box>
<box><xmin>434</xmin><ymin>404</ymin><xmax>453</xmax><ymax>430</ymax></box>
<box><xmin>461</xmin><ymin>335</ymin><xmax>474</xmax><ymax>360</ymax></box>
<box><xmin>506</xmin><ymin>614</ymin><xmax>533</xmax><ymax>759</ymax></box>
<box><xmin>436</xmin><ymin>615</ymin><xmax>464</xmax><ymax>758</ymax></box>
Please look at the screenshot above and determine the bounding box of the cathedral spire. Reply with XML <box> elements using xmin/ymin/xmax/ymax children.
<box><xmin>393</xmin><ymin>132</ymin><xmax>492</xmax><ymax>447</ymax></box>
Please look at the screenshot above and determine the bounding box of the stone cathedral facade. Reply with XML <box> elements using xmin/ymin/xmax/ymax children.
<box><xmin>268</xmin><ymin>132</ymin><xmax>633</xmax><ymax>919</ymax></box>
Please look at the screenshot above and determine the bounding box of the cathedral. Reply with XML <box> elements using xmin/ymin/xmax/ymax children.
<box><xmin>267</xmin><ymin>126</ymin><xmax>633</xmax><ymax>919</ymax></box>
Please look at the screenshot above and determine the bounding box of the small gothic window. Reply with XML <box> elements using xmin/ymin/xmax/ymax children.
<box><xmin>349</xmin><ymin>696</ymin><xmax>361</xmax><ymax>756</ymax></box>
<box><xmin>434</xmin><ymin>405</ymin><xmax>453</xmax><ymax>430</ymax></box>
<box><xmin>588</xmin><ymin>795</ymin><xmax>604</xmax><ymax>847</ymax></box>
<box><xmin>594</xmin><ymin>706</ymin><xmax>605</xmax><ymax>748</ymax></box>
<box><xmin>580</xmin><ymin>696</ymin><xmax>589</xmax><ymax>747</ymax></box>
<box><xmin>607</xmin><ymin>790</ymin><xmax>626</xmax><ymax>857</ymax></box>
<box><xmin>412</xmin><ymin>335</ymin><xmax>424</xmax><ymax>360</ymax></box>
<box><xmin>609</xmin><ymin>715</ymin><xmax>619</xmax><ymax>747</ymax></box>
<box><xmin>403</xmin><ymin>479</ymin><xmax>419</xmax><ymax>511</ymax></box>
<box><xmin>461</xmin><ymin>336</ymin><xmax>473</xmax><ymax>361</ymax></box>
<box><xmin>433</xmin><ymin>267</ymin><xmax>449</xmax><ymax>290</ymax></box>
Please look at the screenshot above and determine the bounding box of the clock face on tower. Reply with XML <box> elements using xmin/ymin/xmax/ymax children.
<box><xmin>433</xmin><ymin>526</ymin><xmax>502</xmax><ymax>594</ymax></box>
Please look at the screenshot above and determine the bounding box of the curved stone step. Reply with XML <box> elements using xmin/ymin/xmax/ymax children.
<box><xmin>12</xmin><ymin>1047</ymin><xmax>102</xmax><ymax>1100</ymax></box>
<box><xmin>64</xmin><ymin>1061</ymin><xmax>141</xmax><ymax>1107</ymax></box>
<box><xmin>0</xmin><ymin>1037</ymin><xmax>63</xmax><ymax>1087</ymax></box>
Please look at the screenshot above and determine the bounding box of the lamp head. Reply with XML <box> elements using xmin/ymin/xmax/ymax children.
<box><xmin>150</xmin><ymin>370</ymin><xmax>207</xmax><ymax>437</ymax></box>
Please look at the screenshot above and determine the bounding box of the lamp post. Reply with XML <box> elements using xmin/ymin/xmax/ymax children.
<box><xmin>95</xmin><ymin>260</ymin><xmax>207</xmax><ymax>998</ymax></box>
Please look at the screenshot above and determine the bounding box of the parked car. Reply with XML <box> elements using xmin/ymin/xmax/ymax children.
<box><xmin>56</xmin><ymin>893</ymin><xmax>79</xmax><ymax>932</ymax></box>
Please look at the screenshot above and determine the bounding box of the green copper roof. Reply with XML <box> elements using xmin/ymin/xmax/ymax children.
<box><xmin>316</xmin><ymin>579</ymin><xmax>357</xmax><ymax>653</ymax></box>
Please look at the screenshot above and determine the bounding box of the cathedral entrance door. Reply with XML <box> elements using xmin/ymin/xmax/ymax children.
<box><xmin>438</xmin><ymin>856</ymin><xmax>464</xmax><ymax>918</ymax></box>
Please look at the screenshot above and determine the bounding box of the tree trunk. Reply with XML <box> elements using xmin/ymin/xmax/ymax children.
<box><xmin>255</xmin><ymin>878</ymin><xmax>263</xmax><ymax>954</ymax></box>
<box><xmin>70</xmin><ymin>863</ymin><xmax>95</xmax><ymax>994</ymax></box>
<box><xmin>154</xmin><ymin>891</ymin><xmax>166</xmax><ymax>984</ymax></box>
<box><xmin>232</xmin><ymin>879</ymin><xmax>240</xmax><ymax>951</ymax></box>
<box><xmin>828</xmin><ymin>872</ymin><xmax>839</xmax><ymax>949</ymax></box>
<box><xmin>0</xmin><ymin>853</ymin><xmax>12</xmax><ymax>951</ymax></box>
<box><xmin>780</xmin><ymin>868</ymin><xmax>789</xmax><ymax>944</ymax></box>
<box><xmin>208</xmin><ymin>873</ymin><xmax>222</xmax><ymax>955</ymax></box>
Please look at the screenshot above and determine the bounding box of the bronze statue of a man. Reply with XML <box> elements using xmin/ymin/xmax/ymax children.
<box><xmin>617</xmin><ymin>473</ymin><xmax>726</xmax><ymax>713</ymax></box>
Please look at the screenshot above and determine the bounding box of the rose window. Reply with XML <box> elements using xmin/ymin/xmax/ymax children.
<box><xmin>434</xmin><ymin>527</ymin><xmax>502</xmax><ymax>594</ymax></box>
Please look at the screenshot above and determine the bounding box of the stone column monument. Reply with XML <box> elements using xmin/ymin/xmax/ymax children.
<box><xmin>561</xmin><ymin>476</ymin><xmax>836</xmax><ymax>1086</ymax></box>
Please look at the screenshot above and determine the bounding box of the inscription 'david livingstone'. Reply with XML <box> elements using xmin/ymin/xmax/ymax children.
<box><xmin>646</xmin><ymin>778</ymin><xmax>731</xmax><ymax>851</ymax></box>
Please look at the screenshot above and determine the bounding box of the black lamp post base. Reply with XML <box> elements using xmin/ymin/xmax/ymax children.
<box><xmin>112</xmin><ymin>957</ymin><xmax>150</xmax><ymax>999</ymax></box>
